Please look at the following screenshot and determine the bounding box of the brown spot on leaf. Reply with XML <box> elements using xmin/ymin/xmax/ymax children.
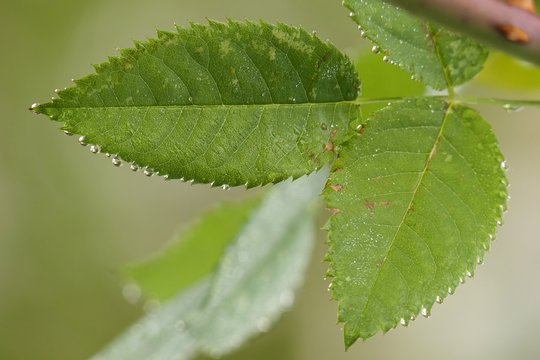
<box><xmin>364</xmin><ymin>199</ymin><xmax>376</xmax><ymax>210</ymax></box>
<box><xmin>364</xmin><ymin>198</ymin><xmax>392</xmax><ymax>210</ymax></box>
<box><xmin>324</xmin><ymin>141</ymin><xmax>336</xmax><ymax>152</ymax></box>
<box><xmin>330</xmin><ymin>184</ymin><xmax>344</xmax><ymax>192</ymax></box>
<box><xmin>323</xmin><ymin>129</ymin><xmax>338</xmax><ymax>153</ymax></box>
<box><xmin>328</xmin><ymin>207</ymin><xmax>341</xmax><ymax>216</ymax></box>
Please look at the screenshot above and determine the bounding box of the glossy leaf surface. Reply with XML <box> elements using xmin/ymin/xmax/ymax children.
<box><xmin>324</xmin><ymin>98</ymin><xmax>507</xmax><ymax>346</ymax></box>
<box><xmin>345</xmin><ymin>0</ymin><xmax>488</xmax><ymax>90</ymax></box>
<box><xmin>33</xmin><ymin>21</ymin><xmax>360</xmax><ymax>187</ymax></box>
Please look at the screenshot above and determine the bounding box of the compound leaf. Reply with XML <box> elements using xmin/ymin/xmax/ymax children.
<box><xmin>126</xmin><ymin>196</ymin><xmax>262</xmax><ymax>300</ymax></box>
<box><xmin>324</xmin><ymin>98</ymin><xmax>507</xmax><ymax>346</ymax></box>
<box><xmin>344</xmin><ymin>0</ymin><xmax>488</xmax><ymax>90</ymax></box>
<box><xmin>33</xmin><ymin>21</ymin><xmax>360</xmax><ymax>187</ymax></box>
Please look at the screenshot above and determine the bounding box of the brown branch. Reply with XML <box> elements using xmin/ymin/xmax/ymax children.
<box><xmin>384</xmin><ymin>0</ymin><xmax>540</xmax><ymax>65</ymax></box>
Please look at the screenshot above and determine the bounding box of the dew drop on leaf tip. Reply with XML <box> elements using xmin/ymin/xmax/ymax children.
<box><xmin>63</xmin><ymin>130</ymin><xmax>73</xmax><ymax>136</ymax></box>
<box><xmin>89</xmin><ymin>145</ymin><xmax>100</xmax><ymax>154</ymax></box>
<box><xmin>400</xmin><ymin>318</ymin><xmax>408</xmax><ymax>327</ymax></box>
<box><xmin>371</xmin><ymin>45</ymin><xmax>380</xmax><ymax>54</ymax></box>
<box><xmin>78</xmin><ymin>136</ymin><xmax>87</xmax><ymax>146</ymax></box>
<box><xmin>435</xmin><ymin>296</ymin><xmax>443</xmax><ymax>304</ymax></box>
<box><xmin>112</xmin><ymin>156</ymin><xmax>122</xmax><ymax>167</ymax></box>
<box><xmin>420</xmin><ymin>307</ymin><xmax>430</xmax><ymax>318</ymax></box>
<box><xmin>130</xmin><ymin>164</ymin><xmax>138</xmax><ymax>172</ymax></box>
<box><xmin>143</xmin><ymin>168</ymin><xmax>153</xmax><ymax>177</ymax></box>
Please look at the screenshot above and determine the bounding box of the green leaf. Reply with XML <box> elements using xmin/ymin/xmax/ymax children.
<box><xmin>126</xmin><ymin>197</ymin><xmax>262</xmax><ymax>300</ymax></box>
<box><xmin>189</xmin><ymin>168</ymin><xmax>328</xmax><ymax>356</ymax></box>
<box><xmin>93</xmin><ymin>279</ymin><xmax>209</xmax><ymax>360</ymax></box>
<box><xmin>324</xmin><ymin>98</ymin><xmax>507</xmax><ymax>346</ymax></box>
<box><xmin>344</xmin><ymin>0</ymin><xmax>488</xmax><ymax>90</ymax></box>
<box><xmin>32</xmin><ymin>21</ymin><xmax>360</xmax><ymax>187</ymax></box>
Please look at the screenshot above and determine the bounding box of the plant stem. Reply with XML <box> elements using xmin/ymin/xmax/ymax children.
<box><xmin>354</xmin><ymin>96</ymin><xmax>540</xmax><ymax>109</ymax></box>
<box><xmin>384</xmin><ymin>0</ymin><xmax>540</xmax><ymax>66</ymax></box>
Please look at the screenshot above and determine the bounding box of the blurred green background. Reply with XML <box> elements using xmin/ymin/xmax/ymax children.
<box><xmin>1</xmin><ymin>0</ymin><xmax>540</xmax><ymax>359</ymax></box>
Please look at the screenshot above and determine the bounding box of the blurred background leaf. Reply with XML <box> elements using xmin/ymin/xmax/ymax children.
<box><xmin>126</xmin><ymin>197</ymin><xmax>262</xmax><ymax>301</ymax></box>
<box><xmin>1</xmin><ymin>1</ymin><xmax>540</xmax><ymax>360</ymax></box>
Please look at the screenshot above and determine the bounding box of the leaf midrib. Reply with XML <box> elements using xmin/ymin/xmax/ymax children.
<box><xmin>39</xmin><ymin>101</ymin><xmax>355</xmax><ymax>111</ymax></box>
<box><xmin>425</xmin><ymin>22</ymin><xmax>454</xmax><ymax>93</ymax></box>
<box><xmin>359</xmin><ymin>101</ymin><xmax>453</xmax><ymax>318</ymax></box>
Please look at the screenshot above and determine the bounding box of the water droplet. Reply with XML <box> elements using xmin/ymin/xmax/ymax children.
<box><xmin>256</xmin><ymin>317</ymin><xmax>271</xmax><ymax>332</ymax></box>
<box><xmin>400</xmin><ymin>318</ymin><xmax>408</xmax><ymax>327</ymax></box>
<box><xmin>477</xmin><ymin>257</ymin><xmax>484</xmax><ymax>265</ymax></box>
<box><xmin>409</xmin><ymin>315</ymin><xmax>416</xmax><ymax>321</ymax></box>
<box><xmin>188</xmin><ymin>96</ymin><xmax>193</xmax><ymax>103</ymax></box>
<box><xmin>163</xmin><ymin>174</ymin><xmax>169</xmax><ymax>180</ymax></box>
<box><xmin>112</xmin><ymin>156</ymin><xmax>122</xmax><ymax>167</ymax></box>
<box><xmin>459</xmin><ymin>277</ymin><xmax>465</xmax><ymax>284</ymax></box>
<box><xmin>371</xmin><ymin>45</ymin><xmax>381</xmax><ymax>54</ymax></box>
<box><xmin>130</xmin><ymin>164</ymin><xmax>139</xmax><ymax>172</ymax></box>
<box><xmin>387</xmin><ymin>102</ymin><xmax>392</xmax><ymax>106</ymax></box>
<box><xmin>63</xmin><ymin>130</ymin><xmax>73</xmax><ymax>136</ymax></box>
<box><xmin>411</xmin><ymin>75</ymin><xmax>417</xmax><ymax>81</ymax></box>
<box><xmin>500</xmin><ymin>160</ymin><xmax>508</xmax><ymax>170</ymax></box>
<box><xmin>105</xmin><ymin>153</ymin><xmax>111</xmax><ymax>158</ymax></box>
<box><xmin>503</xmin><ymin>104</ymin><xmax>523</xmax><ymax>112</ymax></box>
<box><xmin>448</xmin><ymin>287</ymin><xmax>455</xmax><ymax>295</ymax></box>
<box><xmin>89</xmin><ymin>145</ymin><xmax>100</xmax><ymax>154</ymax></box>
<box><xmin>221</xmin><ymin>184</ymin><xmax>230</xmax><ymax>190</ymax></box>
<box><xmin>435</xmin><ymin>295</ymin><xmax>443</xmax><ymax>304</ymax></box>
<box><xmin>78</xmin><ymin>136</ymin><xmax>87</xmax><ymax>146</ymax></box>
<box><xmin>421</xmin><ymin>307</ymin><xmax>430</xmax><ymax>318</ymax></box>
<box><xmin>360</xmin><ymin>30</ymin><xmax>367</xmax><ymax>38</ymax></box>
<box><xmin>321</xmin><ymin>123</ymin><xmax>328</xmax><ymax>130</ymax></box>
<box><xmin>349</xmin><ymin>11</ymin><xmax>355</xmax><ymax>17</ymax></box>
<box><xmin>122</xmin><ymin>283</ymin><xmax>142</xmax><ymax>304</ymax></box>
<box><xmin>30</xmin><ymin>103</ymin><xmax>40</xmax><ymax>110</ymax></box>
<box><xmin>143</xmin><ymin>168</ymin><xmax>153</xmax><ymax>177</ymax></box>
<box><xmin>466</xmin><ymin>270</ymin><xmax>474</xmax><ymax>278</ymax></box>
<box><xmin>383</xmin><ymin>55</ymin><xmax>390</xmax><ymax>62</ymax></box>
